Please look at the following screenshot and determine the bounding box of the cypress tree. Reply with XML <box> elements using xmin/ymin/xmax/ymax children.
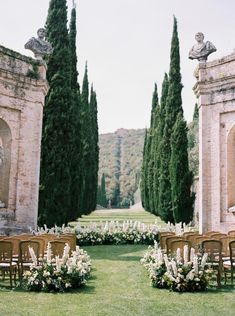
<box><xmin>100</xmin><ymin>173</ymin><xmax>108</xmax><ymax>207</ymax></box>
<box><xmin>140</xmin><ymin>129</ymin><xmax>148</xmax><ymax>209</ymax></box>
<box><xmin>170</xmin><ymin>113</ymin><xmax>194</xmax><ymax>223</ymax></box>
<box><xmin>89</xmin><ymin>86</ymin><xmax>99</xmax><ymax>211</ymax></box>
<box><xmin>69</xmin><ymin>4</ymin><xmax>82</xmax><ymax>220</ymax></box>
<box><xmin>158</xmin><ymin>16</ymin><xmax>183</xmax><ymax>223</ymax></box>
<box><xmin>153</xmin><ymin>73</ymin><xmax>169</xmax><ymax>213</ymax></box>
<box><xmin>38</xmin><ymin>0</ymin><xmax>72</xmax><ymax>227</ymax></box>
<box><xmin>147</xmin><ymin>83</ymin><xmax>159</xmax><ymax>213</ymax></box>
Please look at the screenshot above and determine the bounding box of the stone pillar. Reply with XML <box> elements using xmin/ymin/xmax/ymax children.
<box><xmin>0</xmin><ymin>45</ymin><xmax>48</xmax><ymax>234</ymax></box>
<box><xmin>194</xmin><ymin>52</ymin><xmax>235</xmax><ymax>233</ymax></box>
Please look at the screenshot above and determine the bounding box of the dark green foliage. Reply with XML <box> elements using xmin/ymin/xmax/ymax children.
<box><xmin>89</xmin><ymin>86</ymin><xmax>99</xmax><ymax>211</ymax></box>
<box><xmin>97</xmin><ymin>173</ymin><xmax>108</xmax><ymax>207</ymax></box>
<box><xmin>141</xmin><ymin>129</ymin><xmax>150</xmax><ymax>211</ymax></box>
<box><xmin>39</xmin><ymin>0</ymin><xmax>72</xmax><ymax>227</ymax></box>
<box><xmin>170</xmin><ymin>114</ymin><xmax>194</xmax><ymax>223</ymax></box>
<box><xmin>147</xmin><ymin>84</ymin><xmax>159</xmax><ymax>213</ymax></box>
<box><xmin>158</xmin><ymin>16</ymin><xmax>183</xmax><ymax>223</ymax></box>
<box><xmin>79</xmin><ymin>64</ymin><xmax>91</xmax><ymax>213</ymax></box>
<box><xmin>153</xmin><ymin>74</ymin><xmax>169</xmax><ymax>213</ymax></box>
<box><xmin>69</xmin><ymin>6</ymin><xmax>82</xmax><ymax>220</ymax></box>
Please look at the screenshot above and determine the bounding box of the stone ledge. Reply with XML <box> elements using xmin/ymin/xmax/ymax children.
<box><xmin>0</xmin><ymin>45</ymin><xmax>38</xmax><ymax>65</ymax></box>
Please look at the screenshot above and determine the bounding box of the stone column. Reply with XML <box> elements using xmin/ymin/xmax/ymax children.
<box><xmin>194</xmin><ymin>53</ymin><xmax>235</xmax><ymax>233</ymax></box>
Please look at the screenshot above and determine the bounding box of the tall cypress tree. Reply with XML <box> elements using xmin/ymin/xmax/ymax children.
<box><xmin>99</xmin><ymin>173</ymin><xmax>108</xmax><ymax>207</ymax></box>
<box><xmin>158</xmin><ymin>16</ymin><xmax>183</xmax><ymax>223</ymax></box>
<box><xmin>147</xmin><ymin>83</ymin><xmax>159</xmax><ymax>213</ymax></box>
<box><xmin>153</xmin><ymin>73</ymin><xmax>169</xmax><ymax>213</ymax></box>
<box><xmin>140</xmin><ymin>129</ymin><xmax>148</xmax><ymax>209</ymax></box>
<box><xmin>39</xmin><ymin>0</ymin><xmax>72</xmax><ymax>227</ymax></box>
<box><xmin>170</xmin><ymin>113</ymin><xmax>194</xmax><ymax>223</ymax></box>
<box><xmin>69</xmin><ymin>4</ymin><xmax>82</xmax><ymax>220</ymax></box>
<box><xmin>80</xmin><ymin>63</ymin><xmax>93</xmax><ymax>214</ymax></box>
<box><xmin>89</xmin><ymin>85</ymin><xmax>99</xmax><ymax>211</ymax></box>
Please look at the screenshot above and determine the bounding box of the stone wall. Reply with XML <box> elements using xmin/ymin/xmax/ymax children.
<box><xmin>194</xmin><ymin>52</ymin><xmax>235</xmax><ymax>233</ymax></box>
<box><xmin>0</xmin><ymin>45</ymin><xmax>48</xmax><ymax>234</ymax></box>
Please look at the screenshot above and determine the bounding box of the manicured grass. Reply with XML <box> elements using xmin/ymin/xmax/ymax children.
<box><xmin>0</xmin><ymin>244</ymin><xmax>235</xmax><ymax>316</ymax></box>
<box><xmin>0</xmin><ymin>209</ymin><xmax>233</xmax><ymax>315</ymax></box>
<box><xmin>70</xmin><ymin>208</ymin><xmax>167</xmax><ymax>228</ymax></box>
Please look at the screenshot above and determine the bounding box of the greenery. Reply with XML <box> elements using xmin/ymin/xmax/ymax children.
<box><xmin>39</xmin><ymin>1</ymin><xmax>99</xmax><ymax>225</ymax></box>
<box><xmin>39</xmin><ymin>0</ymin><xmax>73</xmax><ymax>227</ymax></box>
<box><xmin>98</xmin><ymin>128</ymin><xmax>145</xmax><ymax>207</ymax></box>
<box><xmin>141</xmin><ymin>16</ymin><xmax>194</xmax><ymax>224</ymax></box>
<box><xmin>97</xmin><ymin>173</ymin><xmax>108</xmax><ymax>207</ymax></box>
<box><xmin>188</xmin><ymin>104</ymin><xmax>199</xmax><ymax>176</ymax></box>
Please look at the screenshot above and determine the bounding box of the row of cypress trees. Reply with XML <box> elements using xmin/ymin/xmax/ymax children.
<box><xmin>141</xmin><ymin>17</ymin><xmax>194</xmax><ymax>224</ymax></box>
<box><xmin>38</xmin><ymin>0</ymin><xmax>99</xmax><ymax>227</ymax></box>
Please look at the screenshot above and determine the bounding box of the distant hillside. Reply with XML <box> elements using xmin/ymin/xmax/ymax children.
<box><xmin>98</xmin><ymin>128</ymin><xmax>145</xmax><ymax>207</ymax></box>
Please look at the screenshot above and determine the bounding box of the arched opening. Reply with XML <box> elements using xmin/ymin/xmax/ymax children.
<box><xmin>0</xmin><ymin>118</ymin><xmax>12</xmax><ymax>208</ymax></box>
<box><xmin>227</xmin><ymin>125</ymin><xmax>235</xmax><ymax>208</ymax></box>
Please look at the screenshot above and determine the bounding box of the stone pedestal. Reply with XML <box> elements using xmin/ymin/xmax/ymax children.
<box><xmin>194</xmin><ymin>53</ymin><xmax>235</xmax><ymax>233</ymax></box>
<box><xmin>0</xmin><ymin>46</ymin><xmax>48</xmax><ymax>234</ymax></box>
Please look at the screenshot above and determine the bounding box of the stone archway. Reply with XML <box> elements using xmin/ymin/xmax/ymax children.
<box><xmin>0</xmin><ymin>118</ymin><xmax>11</xmax><ymax>208</ymax></box>
<box><xmin>227</xmin><ymin>125</ymin><xmax>235</xmax><ymax>209</ymax></box>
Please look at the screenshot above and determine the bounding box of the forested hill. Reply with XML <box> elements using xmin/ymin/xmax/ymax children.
<box><xmin>98</xmin><ymin>128</ymin><xmax>145</xmax><ymax>208</ymax></box>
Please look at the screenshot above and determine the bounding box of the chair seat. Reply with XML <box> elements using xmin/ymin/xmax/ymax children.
<box><xmin>0</xmin><ymin>262</ymin><xmax>17</xmax><ymax>267</ymax></box>
<box><xmin>223</xmin><ymin>260</ymin><xmax>235</xmax><ymax>267</ymax></box>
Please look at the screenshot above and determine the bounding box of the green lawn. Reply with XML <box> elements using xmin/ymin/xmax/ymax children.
<box><xmin>70</xmin><ymin>208</ymin><xmax>167</xmax><ymax>228</ymax></box>
<box><xmin>0</xmin><ymin>244</ymin><xmax>235</xmax><ymax>316</ymax></box>
<box><xmin>0</xmin><ymin>209</ymin><xmax>234</xmax><ymax>316</ymax></box>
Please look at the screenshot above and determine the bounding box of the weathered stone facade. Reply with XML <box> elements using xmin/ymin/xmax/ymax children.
<box><xmin>0</xmin><ymin>45</ymin><xmax>48</xmax><ymax>234</ymax></box>
<box><xmin>194</xmin><ymin>52</ymin><xmax>235</xmax><ymax>233</ymax></box>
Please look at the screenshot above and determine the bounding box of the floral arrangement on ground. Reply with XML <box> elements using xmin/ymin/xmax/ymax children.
<box><xmin>33</xmin><ymin>221</ymin><xmax>159</xmax><ymax>246</ymax></box>
<box><xmin>21</xmin><ymin>243</ymin><xmax>91</xmax><ymax>292</ymax></box>
<box><xmin>140</xmin><ymin>242</ymin><xmax>213</xmax><ymax>292</ymax></box>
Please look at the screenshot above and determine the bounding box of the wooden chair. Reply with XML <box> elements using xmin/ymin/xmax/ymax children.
<box><xmin>210</xmin><ymin>233</ymin><xmax>227</xmax><ymax>239</ymax></box>
<box><xmin>201</xmin><ymin>239</ymin><xmax>223</xmax><ymax>287</ymax></box>
<box><xmin>183</xmin><ymin>231</ymin><xmax>198</xmax><ymax>237</ymax></box>
<box><xmin>204</xmin><ymin>231</ymin><xmax>220</xmax><ymax>237</ymax></box>
<box><xmin>49</xmin><ymin>241</ymin><xmax>68</xmax><ymax>259</ymax></box>
<box><xmin>159</xmin><ymin>233</ymin><xmax>175</xmax><ymax>252</ymax></box>
<box><xmin>58</xmin><ymin>234</ymin><xmax>76</xmax><ymax>251</ymax></box>
<box><xmin>168</xmin><ymin>239</ymin><xmax>191</xmax><ymax>260</ymax></box>
<box><xmin>0</xmin><ymin>241</ymin><xmax>18</xmax><ymax>287</ymax></box>
<box><xmin>19</xmin><ymin>240</ymin><xmax>40</xmax><ymax>279</ymax></box>
<box><xmin>30</xmin><ymin>237</ymin><xmax>46</xmax><ymax>257</ymax></box>
<box><xmin>166</xmin><ymin>236</ymin><xmax>185</xmax><ymax>255</ymax></box>
<box><xmin>223</xmin><ymin>240</ymin><xmax>235</xmax><ymax>286</ymax></box>
<box><xmin>219</xmin><ymin>236</ymin><xmax>235</xmax><ymax>260</ymax></box>
<box><xmin>185</xmin><ymin>233</ymin><xmax>202</xmax><ymax>249</ymax></box>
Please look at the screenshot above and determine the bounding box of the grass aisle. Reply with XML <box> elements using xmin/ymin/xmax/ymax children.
<box><xmin>0</xmin><ymin>244</ymin><xmax>235</xmax><ymax>316</ymax></box>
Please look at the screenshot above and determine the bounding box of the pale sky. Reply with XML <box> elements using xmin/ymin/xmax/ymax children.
<box><xmin>0</xmin><ymin>1</ymin><xmax>234</xmax><ymax>133</ymax></box>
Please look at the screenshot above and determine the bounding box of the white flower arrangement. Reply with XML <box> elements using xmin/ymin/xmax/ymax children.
<box><xmin>22</xmin><ymin>244</ymin><xmax>91</xmax><ymax>292</ymax></box>
<box><xmin>141</xmin><ymin>243</ymin><xmax>213</xmax><ymax>292</ymax></box>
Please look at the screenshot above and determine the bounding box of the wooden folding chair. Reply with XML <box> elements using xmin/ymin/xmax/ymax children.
<box><xmin>201</xmin><ymin>239</ymin><xmax>223</xmax><ymax>287</ymax></box>
<box><xmin>19</xmin><ymin>240</ymin><xmax>40</xmax><ymax>279</ymax></box>
<box><xmin>0</xmin><ymin>241</ymin><xmax>18</xmax><ymax>287</ymax></box>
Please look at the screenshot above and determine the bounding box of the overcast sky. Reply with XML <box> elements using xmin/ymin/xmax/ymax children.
<box><xmin>0</xmin><ymin>1</ymin><xmax>234</xmax><ymax>134</ymax></box>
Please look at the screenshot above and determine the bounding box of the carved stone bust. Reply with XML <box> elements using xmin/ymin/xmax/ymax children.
<box><xmin>189</xmin><ymin>32</ymin><xmax>216</xmax><ymax>62</ymax></box>
<box><xmin>25</xmin><ymin>28</ymin><xmax>53</xmax><ymax>60</ymax></box>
